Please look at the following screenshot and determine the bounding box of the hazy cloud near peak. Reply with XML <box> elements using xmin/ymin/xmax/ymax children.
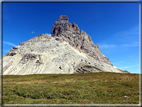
<box><xmin>99</xmin><ymin>42</ymin><xmax>139</xmax><ymax>48</ymax></box>
<box><xmin>99</xmin><ymin>44</ymin><xmax>117</xmax><ymax>48</ymax></box>
<box><xmin>121</xmin><ymin>44</ymin><xmax>139</xmax><ymax>47</ymax></box>
<box><xmin>113</xmin><ymin>61</ymin><xmax>124</xmax><ymax>65</ymax></box>
<box><xmin>98</xmin><ymin>24</ymin><xmax>139</xmax><ymax>44</ymax></box>
<box><xmin>3</xmin><ymin>41</ymin><xmax>16</xmax><ymax>47</ymax></box>
<box><xmin>120</xmin><ymin>64</ymin><xmax>139</xmax><ymax>69</ymax></box>
<box><xmin>45</xmin><ymin>33</ymin><xmax>51</xmax><ymax>36</ymax></box>
<box><xmin>121</xmin><ymin>41</ymin><xmax>139</xmax><ymax>47</ymax></box>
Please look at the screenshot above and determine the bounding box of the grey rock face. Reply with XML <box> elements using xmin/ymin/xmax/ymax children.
<box><xmin>75</xmin><ymin>62</ymin><xmax>103</xmax><ymax>73</ymax></box>
<box><xmin>2</xmin><ymin>16</ymin><xmax>128</xmax><ymax>75</ymax></box>
<box><xmin>51</xmin><ymin>15</ymin><xmax>112</xmax><ymax>65</ymax></box>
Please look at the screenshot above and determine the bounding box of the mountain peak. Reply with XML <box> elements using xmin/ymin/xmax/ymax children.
<box><xmin>57</xmin><ymin>15</ymin><xmax>69</xmax><ymax>21</ymax></box>
<box><xmin>2</xmin><ymin>15</ymin><xmax>128</xmax><ymax>75</ymax></box>
<box><xmin>51</xmin><ymin>15</ymin><xmax>112</xmax><ymax>65</ymax></box>
<box><xmin>51</xmin><ymin>15</ymin><xmax>80</xmax><ymax>37</ymax></box>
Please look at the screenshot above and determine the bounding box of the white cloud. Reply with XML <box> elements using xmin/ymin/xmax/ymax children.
<box><xmin>3</xmin><ymin>50</ymin><xmax>10</xmax><ymax>52</ymax></box>
<box><xmin>45</xmin><ymin>33</ymin><xmax>51</xmax><ymax>36</ymax></box>
<box><xmin>113</xmin><ymin>61</ymin><xmax>124</xmax><ymax>65</ymax></box>
<box><xmin>120</xmin><ymin>64</ymin><xmax>139</xmax><ymax>69</ymax></box>
<box><xmin>115</xmin><ymin>25</ymin><xmax>139</xmax><ymax>39</ymax></box>
<box><xmin>98</xmin><ymin>24</ymin><xmax>139</xmax><ymax>45</ymax></box>
<box><xmin>99</xmin><ymin>42</ymin><xmax>139</xmax><ymax>48</ymax></box>
<box><xmin>32</xmin><ymin>31</ymin><xmax>35</xmax><ymax>34</ymax></box>
<box><xmin>3</xmin><ymin>41</ymin><xmax>16</xmax><ymax>47</ymax></box>
<box><xmin>121</xmin><ymin>42</ymin><xmax>139</xmax><ymax>47</ymax></box>
<box><xmin>134</xmin><ymin>42</ymin><xmax>139</xmax><ymax>43</ymax></box>
<box><xmin>129</xmin><ymin>56</ymin><xmax>134</xmax><ymax>57</ymax></box>
<box><xmin>99</xmin><ymin>44</ymin><xmax>117</xmax><ymax>48</ymax></box>
<box><xmin>113</xmin><ymin>66</ymin><xmax>118</xmax><ymax>68</ymax></box>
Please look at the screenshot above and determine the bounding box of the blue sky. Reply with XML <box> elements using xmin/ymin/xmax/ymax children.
<box><xmin>2</xmin><ymin>3</ymin><xmax>140</xmax><ymax>74</ymax></box>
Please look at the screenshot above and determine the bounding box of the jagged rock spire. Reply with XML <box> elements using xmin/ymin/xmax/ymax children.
<box><xmin>51</xmin><ymin>15</ymin><xmax>112</xmax><ymax>65</ymax></box>
<box><xmin>51</xmin><ymin>15</ymin><xmax>80</xmax><ymax>37</ymax></box>
<box><xmin>57</xmin><ymin>15</ymin><xmax>69</xmax><ymax>21</ymax></box>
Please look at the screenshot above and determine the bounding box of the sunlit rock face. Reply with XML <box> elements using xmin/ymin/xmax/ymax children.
<box><xmin>51</xmin><ymin>15</ymin><xmax>112</xmax><ymax>65</ymax></box>
<box><xmin>2</xmin><ymin>15</ymin><xmax>125</xmax><ymax>75</ymax></box>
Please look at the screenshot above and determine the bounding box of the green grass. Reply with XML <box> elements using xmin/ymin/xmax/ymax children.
<box><xmin>3</xmin><ymin>72</ymin><xmax>139</xmax><ymax>104</ymax></box>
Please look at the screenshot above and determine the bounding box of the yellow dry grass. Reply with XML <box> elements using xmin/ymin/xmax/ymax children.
<box><xmin>3</xmin><ymin>78</ymin><xmax>98</xmax><ymax>84</ymax></box>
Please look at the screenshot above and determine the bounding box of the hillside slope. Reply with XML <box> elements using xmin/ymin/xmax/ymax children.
<box><xmin>2</xmin><ymin>15</ymin><xmax>126</xmax><ymax>75</ymax></box>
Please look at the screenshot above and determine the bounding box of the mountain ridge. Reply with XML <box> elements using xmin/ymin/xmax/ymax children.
<box><xmin>51</xmin><ymin>15</ymin><xmax>112</xmax><ymax>65</ymax></box>
<box><xmin>2</xmin><ymin>15</ymin><xmax>129</xmax><ymax>75</ymax></box>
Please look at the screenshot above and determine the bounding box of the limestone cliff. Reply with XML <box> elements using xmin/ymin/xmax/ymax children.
<box><xmin>51</xmin><ymin>15</ymin><xmax>112</xmax><ymax>65</ymax></box>
<box><xmin>2</xmin><ymin>15</ymin><xmax>126</xmax><ymax>75</ymax></box>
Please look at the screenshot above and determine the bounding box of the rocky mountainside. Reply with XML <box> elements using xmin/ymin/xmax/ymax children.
<box><xmin>51</xmin><ymin>15</ymin><xmax>112</xmax><ymax>65</ymax></box>
<box><xmin>2</xmin><ymin>15</ymin><xmax>127</xmax><ymax>75</ymax></box>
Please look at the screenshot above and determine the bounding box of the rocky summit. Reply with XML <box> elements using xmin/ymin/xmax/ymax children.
<box><xmin>2</xmin><ymin>15</ymin><xmax>127</xmax><ymax>75</ymax></box>
<box><xmin>51</xmin><ymin>15</ymin><xmax>112</xmax><ymax>65</ymax></box>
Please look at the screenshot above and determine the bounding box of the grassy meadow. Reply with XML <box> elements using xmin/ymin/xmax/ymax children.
<box><xmin>3</xmin><ymin>72</ymin><xmax>139</xmax><ymax>104</ymax></box>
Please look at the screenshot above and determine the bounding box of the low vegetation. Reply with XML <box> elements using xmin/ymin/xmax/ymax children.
<box><xmin>3</xmin><ymin>72</ymin><xmax>139</xmax><ymax>104</ymax></box>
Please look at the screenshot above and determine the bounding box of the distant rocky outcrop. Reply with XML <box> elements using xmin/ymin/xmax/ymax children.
<box><xmin>2</xmin><ymin>15</ymin><xmax>129</xmax><ymax>75</ymax></box>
